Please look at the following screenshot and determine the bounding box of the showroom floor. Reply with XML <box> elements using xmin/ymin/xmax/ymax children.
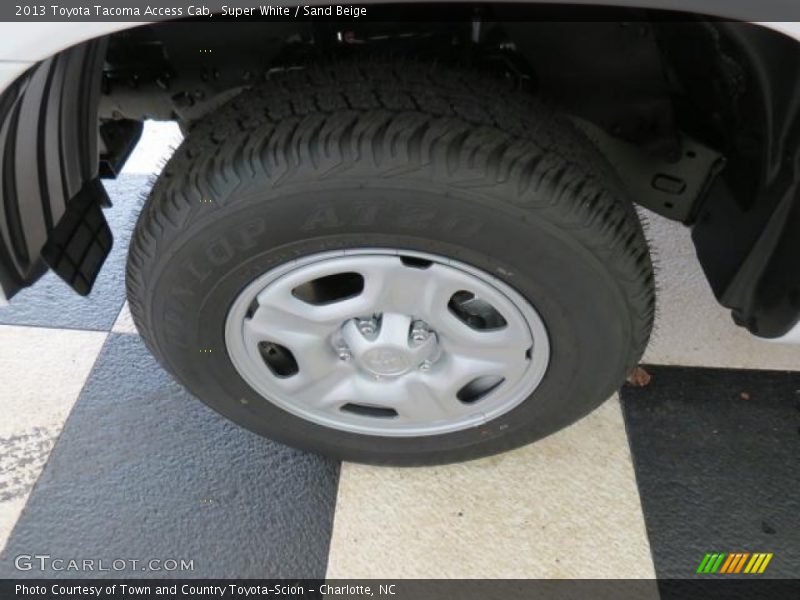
<box><xmin>0</xmin><ymin>124</ymin><xmax>798</xmax><ymax>580</ymax></box>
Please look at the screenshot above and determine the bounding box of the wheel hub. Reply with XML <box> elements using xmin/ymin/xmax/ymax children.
<box><xmin>361</xmin><ymin>347</ymin><xmax>411</xmax><ymax>377</ymax></box>
<box><xmin>337</xmin><ymin>314</ymin><xmax>440</xmax><ymax>379</ymax></box>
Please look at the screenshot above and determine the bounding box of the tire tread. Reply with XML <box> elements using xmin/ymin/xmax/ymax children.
<box><xmin>127</xmin><ymin>57</ymin><xmax>655</xmax><ymax>385</ymax></box>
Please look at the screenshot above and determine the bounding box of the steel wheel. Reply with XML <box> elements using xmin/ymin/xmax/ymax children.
<box><xmin>128</xmin><ymin>58</ymin><xmax>654</xmax><ymax>464</ymax></box>
<box><xmin>225</xmin><ymin>249</ymin><xmax>550</xmax><ymax>437</ymax></box>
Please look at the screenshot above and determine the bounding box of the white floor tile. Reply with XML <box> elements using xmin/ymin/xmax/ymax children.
<box><xmin>326</xmin><ymin>397</ymin><xmax>655</xmax><ymax>579</ymax></box>
<box><xmin>121</xmin><ymin>121</ymin><xmax>182</xmax><ymax>176</ymax></box>
<box><xmin>111</xmin><ymin>302</ymin><xmax>138</xmax><ymax>335</ymax></box>
<box><xmin>0</xmin><ymin>325</ymin><xmax>107</xmax><ymax>553</ymax></box>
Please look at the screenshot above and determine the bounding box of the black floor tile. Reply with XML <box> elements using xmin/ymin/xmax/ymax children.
<box><xmin>621</xmin><ymin>366</ymin><xmax>800</xmax><ymax>579</ymax></box>
<box><xmin>0</xmin><ymin>334</ymin><xmax>340</xmax><ymax>578</ymax></box>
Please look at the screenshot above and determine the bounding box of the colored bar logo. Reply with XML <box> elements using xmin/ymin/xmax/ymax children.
<box><xmin>696</xmin><ymin>552</ymin><xmax>773</xmax><ymax>574</ymax></box>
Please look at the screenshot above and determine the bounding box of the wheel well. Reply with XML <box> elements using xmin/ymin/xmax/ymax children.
<box><xmin>98</xmin><ymin>9</ymin><xmax>768</xmax><ymax>201</ymax></box>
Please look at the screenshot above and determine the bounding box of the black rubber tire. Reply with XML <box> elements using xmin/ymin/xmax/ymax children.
<box><xmin>126</xmin><ymin>59</ymin><xmax>655</xmax><ymax>466</ymax></box>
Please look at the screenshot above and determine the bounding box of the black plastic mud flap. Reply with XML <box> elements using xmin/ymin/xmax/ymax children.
<box><xmin>40</xmin><ymin>179</ymin><xmax>112</xmax><ymax>295</ymax></box>
<box><xmin>0</xmin><ymin>38</ymin><xmax>110</xmax><ymax>299</ymax></box>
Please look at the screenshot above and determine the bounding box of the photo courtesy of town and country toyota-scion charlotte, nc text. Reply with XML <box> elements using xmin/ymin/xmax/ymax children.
<box><xmin>15</xmin><ymin>4</ymin><xmax>369</xmax><ymax>18</ymax></box>
<box><xmin>14</xmin><ymin>583</ymin><xmax>395</xmax><ymax>597</ymax></box>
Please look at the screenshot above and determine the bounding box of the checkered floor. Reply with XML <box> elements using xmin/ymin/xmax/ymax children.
<box><xmin>0</xmin><ymin>123</ymin><xmax>798</xmax><ymax>580</ymax></box>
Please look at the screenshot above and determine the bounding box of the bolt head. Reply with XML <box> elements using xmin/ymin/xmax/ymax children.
<box><xmin>411</xmin><ymin>330</ymin><xmax>429</xmax><ymax>342</ymax></box>
<box><xmin>358</xmin><ymin>319</ymin><xmax>377</xmax><ymax>336</ymax></box>
<box><xmin>410</xmin><ymin>321</ymin><xmax>430</xmax><ymax>343</ymax></box>
<box><xmin>337</xmin><ymin>349</ymin><xmax>352</xmax><ymax>361</ymax></box>
<box><xmin>419</xmin><ymin>360</ymin><xmax>432</xmax><ymax>372</ymax></box>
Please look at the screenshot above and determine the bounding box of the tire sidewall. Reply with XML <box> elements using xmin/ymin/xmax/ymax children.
<box><xmin>143</xmin><ymin>176</ymin><xmax>632</xmax><ymax>464</ymax></box>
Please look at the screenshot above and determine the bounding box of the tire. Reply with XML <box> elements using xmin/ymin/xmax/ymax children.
<box><xmin>126</xmin><ymin>59</ymin><xmax>655</xmax><ymax>465</ymax></box>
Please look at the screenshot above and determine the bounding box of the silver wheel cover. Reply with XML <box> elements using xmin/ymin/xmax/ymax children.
<box><xmin>225</xmin><ymin>249</ymin><xmax>550</xmax><ymax>437</ymax></box>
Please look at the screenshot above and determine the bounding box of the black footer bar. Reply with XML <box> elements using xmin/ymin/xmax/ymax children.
<box><xmin>3</xmin><ymin>579</ymin><xmax>800</xmax><ymax>600</ymax></box>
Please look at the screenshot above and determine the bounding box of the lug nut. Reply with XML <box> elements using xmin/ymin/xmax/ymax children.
<box><xmin>410</xmin><ymin>320</ymin><xmax>430</xmax><ymax>342</ymax></box>
<box><xmin>419</xmin><ymin>360</ymin><xmax>433</xmax><ymax>372</ymax></box>
<box><xmin>337</xmin><ymin>348</ymin><xmax>352</xmax><ymax>361</ymax></box>
<box><xmin>411</xmin><ymin>329</ymin><xmax>429</xmax><ymax>342</ymax></box>
<box><xmin>358</xmin><ymin>319</ymin><xmax>377</xmax><ymax>336</ymax></box>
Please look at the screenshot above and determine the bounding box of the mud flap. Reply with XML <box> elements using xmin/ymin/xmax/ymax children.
<box><xmin>0</xmin><ymin>38</ymin><xmax>109</xmax><ymax>299</ymax></box>
<box><xmin>40</xmin><ymin>178</ymin><xmax>111</xmax><ymax>296</ymax></box>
